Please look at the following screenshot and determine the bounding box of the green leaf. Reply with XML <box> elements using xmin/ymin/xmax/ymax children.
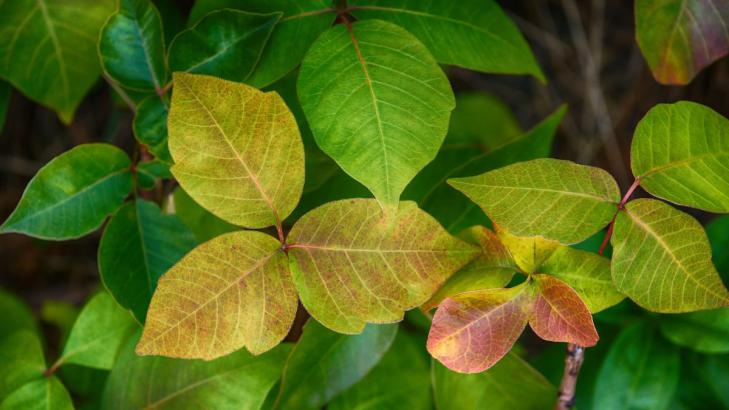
<box><xmin>287</xmin><ymin>199</ymin><xmax>477</xmax><ymax>334</ymax></box>
<box><xmin>57</xmin><ymin>292</ymin><xmax>137</xmax><ymax>370</ymax></box>
<box><xmin>631</xmin><ymin>101</ymin><xmax>729</xmax><ymax>213</ymax></box>
<box><xmin>449</xmin><ymin>158</ymin><xmax>620</xmax><ymax>244</ymax></box>
<box><xmin>0</xmin><ymin>288</ymin><xmax>39</xmax><ymax>340</ymax></box>
<box><xmin>636</xmin><ymin>0</ymin><xmax>729</xmax><ymax>84</ymax></box>
<box><xmin>133</xmin><ymin>96</ymin><xmax>171</xmax><ymax>163</ymax></box>
<box><xmin>660</xmin><ymin>308</ymin><xmax>729</xmax><ymax>353</ymax></box>
<box><xmin>328</xmin><ymin>330</ymin><xmax>432</xmax><ymax>410</ymax></box>
<box><xmin>136</xmin><ymin>159</ymin><xmax>171</xmax><ymax>190</ymax></box>
<box><xmin>495</xmin><ymin>225</ymin><xmax>560</xmax><ymax>274</ymax></box>
<box><xmin>137</xmin><ymin>230</ymin><xmax>297</xmax><ymax>359</ymax></box>
<box><xmin>188</xmin><ymin>0</ymin><xmax>336</xmax><ymax>88</ymax></box>
<box><xmin>0</xmin><ymin>331</ymin><xmax>45</xmax><ymax>401</ymax></box>
<box><xmin>432</xmin><ymin>353</ymin><xmax>556</xmax><ymax>410</ymax></box>
<box><xmin>0</xmin><ymin>0</ymin><xmax>115</xmax><ymax>123</ymax></box>
<box><xmin>99</xmin><ymin>0</ymin><xmax>168</xmax><ymax>91</ymax></box>
<box><xmin>169</xmin><ymin>10</ymin><xmax>280</xmax><ymax>83</ymax></box>
<box><xmin>40</xmin><ymin>300</ymin><xmax>78</xmax><ymax>345</ymax></box>
<box><xmin>540</xmin><ymin>245</ymin><xmax>624</xmax><ymax>313</ymax></box>
<box><xmin>271</xmin><ymin>321</ymin><xmax>398</xmax><ymax>410</ymax></box>
<box><xmin>0</xmin><ymin>81</ymin><xmax>10</xmax><ymax>132</ymax></box>
<box><xmin>0</xmin><ymin>144</ymin><xmax>133</xmax><ymax>240</ymax></box>
<box><xmin>104</xmin><ymin>330</ymin><xmax>290</xmax><ymax>409</ymax></box>
<box><xmin>611</xmin><ymin>198</ymin><xmax>729</xmax><ymax>312</ymax></box>
<box><xmin>168</xmin><ymin>72</ymin><xmax>304</xmax><ymax>229</ymax></box>
<box><xmin>99</xmin><ymin>199</ymin><xmax>197</xmax><ymax>322</ymax></box>
<box><xmin>594</xmin><ymin>323</ymin><xmax>680</xmax><ymax>410</ymax></box>
<box><xmin>706</xmin><ymin>215</ymin><xmax>729</xmax><ymax>281</ymax></box>
<box><xmin>298</xmin><ymin>19</ymin><xmax>455</xmax><ymax>206</ymax></box>
<box><xmin>349</xmin><ymin>0</ymin><xmax>545</xmax><ymax>81</ymax></box>
<box><xmin>0</xmin><ymin>377</ymin><xmax>73</xmax><ymax>410</ymax></box>
<box><xmin>172</xmin><ymin>187</ymin><xmax>237</xmax><ymax>242</ymax></box>
<box><xmin>702</xmin><ymin>354</ymin><xmax>729</xmax><ymax>407</ymax></box>
<box><xmin>445</xmin><ymin>91</ymin><xmax>522</xmax><ymax>148</ymax></box>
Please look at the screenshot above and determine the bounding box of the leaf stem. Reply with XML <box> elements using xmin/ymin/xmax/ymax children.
<box><xmin>598</xmin><ymin>178</ymin><xmax>641</xmax><ymax>255</ymax></box>
<box><xmin>555</xmin><ymin>344</ymin><xmax>585</xmax><ymax>410</ymax></box>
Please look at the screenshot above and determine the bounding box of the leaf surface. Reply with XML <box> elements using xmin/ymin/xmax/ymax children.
<box><xmin>99</xmin><ymin>199</ymin><xmax>197</xmax><ymax>322</ymax></box>
<box><xmin>707</xmin><ymin>215</ymin><xmax>729</xmax><ymax>281</ymax></box>
<box><xmin>137</xmin><ymin>230</ymin><xmax>297</xmax><ymax>359</ymax></box>
<box><xmin>349</xmin><ymin>0</ymin><xmax>544</xmax><ymax>81</ymax></box>
<box><xmin>660</xmin><ymin>308</ymin><xmax>729</xmax><ymax>353</ymax></box>
<box><xmin>298</xmin><ymin>19</ymin><xmax>455</xmax><ymax>205</ymax></box>
<box><xmin>0</xmin><ymin>144</ymin><xmax>132</xmax><ymax>239</ymax></box>
<box><xmin>631</xmin><ymin>101</ymin><xmax>729</xmax><ymax>212</ymax></box>
<box><xmin>0</xmin><ymin>331</ymin><xmax>45</xmax><ymax>401</ymax></box>
<box><xmin>495</xmin><ymin>225</ymin><xmax>560</xmax><ymax>274</ymax></box>
<box><xmin>0</xmin><ymin>288</ymin><xmax>39</xmax><ymax>340</ymax></box>
<box><xmin>133</xmin><ymin>96</ymin><xmax>171</xmax><ymax>163</ymax></box>
<box><xmin>0</xmin><ymin>377</ymin><xmax>72</xmax><ymax>410</ymax></box>
<box><xmin>172</xmin><ymin>187</ymin><xmax>238</xmax><ymax>242</ymax></box>
<box><xmin>168</xmin><ymin>72</ymin><xmax>304</xmax><ymax>229</ymax></box>
<box><xmin>612</xmin><ymin>199</ymin><xmax>729</xmax><ymax>312</ymax></box>
<box><xmin>450</xmin><ymin>158</ymin><xmax>620</xmax><ymax>244</ymax></box>
<box><xmin>287</xmin><ymin>199</ymin><xmax>477</xmax><ymax>334</ymax></box>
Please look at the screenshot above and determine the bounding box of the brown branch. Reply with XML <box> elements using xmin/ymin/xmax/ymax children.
<box><xmin>555</xmin><ymin>344</ymin><xmax>585</xmax><ymax>410</ymax></box>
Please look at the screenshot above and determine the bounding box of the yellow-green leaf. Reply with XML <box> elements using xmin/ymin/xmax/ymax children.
<box><xmin>168</xmin><ymin>72</ymin><xmax>304</xmax><ymax>229</ymax></box>
<box><xmin>495</xmin><ymin>224</ymin><xmax>560</xmax><ymax>274</ymax></box>
<box><xmin>137</xmin><ymin>230</ymin><xmax>297</xmax><ymax>359</ymax></box>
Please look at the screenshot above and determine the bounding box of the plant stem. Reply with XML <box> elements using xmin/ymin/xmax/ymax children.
<box><xmin>598</xmin><ymin>178</ymin><xmax>640</xmax><ymax>255</ymax></box>
<box><xmin>555</xmin><ymin>344</ymin><xmax>585</xmax><ymax>410</ymax></box>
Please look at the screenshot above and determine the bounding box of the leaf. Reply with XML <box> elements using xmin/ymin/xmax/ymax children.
<box><xmin>0</xmin><ymin>0</ymin><xmax>115</xmax><ymax>123</ymax></box>
<box><xmin>297</xmin><ymin>19</ymin><xmax>455</xmax><ymax>206</ymax></box>
<box><xmin>427</xmin><ymin>284</ymin><xmax>532</xmax><ymax>373</ymax></box>
<box><xmin>137</xmin><ymin>230</ymin><xmax>297</xmax><ymax>359</ymax></box>
<box><xmin>99</xmin><ymin>0</ymin><xmax>168</xmax><ymax>91</ymax></box>
<box><xmin>0</xmin><ymin>144</ymin><xmax>133</xmax><ymax>240</ymax></box>
<box><xmin>495</xmin><ymin>225</ymin><xmax>560</xmax><ymax>274</ymax></box>
<box><xmin>104</xmin><ymin>330</ymin><xmax>290</xmax><ymax>409</ymax></box>
<box><xmin>445</xmin><ymin>91</ymin><xmax>522</xmax><ymax>148</ymax></box>
<box><xmin>528</xmin><ymin>274</ymin><xmax>599</xmax><ymax>347</ymax></box>
<box><xmin>57</xmin><ymin>292</ymin><xmax>137</xmax><ymax>370</ymax></box>
<box><xmin>0</xmin><ymin>288</ymin><xmax>39</xmax><ymax>340</ymax></box>
<box><xmin>631</xmin><ymin>101</ymin><xmax>729</xmax><ymax>212</ymax></box>
<box><xmin>168</xmin><ymin>72</ymin><xmax>304</xmax><ymax>229</ymax></box>
<box><xmin>594</xmin><ymin>323</ymin><xmax>680</xmax><ymax>410</ymax></box>
<box><xmin>133</xmin><ymin>96</ymin><xmax>171</xmax><ymax>163</ymax></box>
<box><xmin>423</xmin><ymin>226</ymin><xmax>516</xmax><ymax>311</ymax></box>
<box><xmin>349</xmin><ymin>0</ymin><xmax>545</xmax><ymax>81</ymax></box>
<box><xmin>702</xmin><ymin>354</ymin><xmax>729</xmax><ymax>407</ymax></box>
<box><xmin>635</xmin><ymin>0</ymin><xmax>729</xmax><ymax>84</ymax></box>
<box><xmin>0</xmin><ymin>81</ymin><xmax>9</xmax><ymax>132</ymax></box>
<box><xmin>706</xmin><ymin>215</ymin><xmax>729</xmax><ymax>281</ymax></box>
<box><xmin>40</xmin><ymin>301</ymin><xmax>78</xmax><ymax>347</ymax></box>
<box><xmin>0</xmin><ymin>377</ymin><xmax>73</xmax><ymax>410</ymax></box>
<box><xmin>136</xmin><ymin>159</ymin><xmax>171</xmax><ymax>190</ymax></box>
<box><xmin>660</xmin><ymin>308</ymin><xmax>729</xmax><ymax>353</ymax></box>
<box><xmin>172</xmin><ymin>187</ymin><xmax>238</xmax><ymax>242</ymax></box>
<box><xmin>540</xmin><ymin>245</ymin><xmax>624</xmax><ymax>313</ymax></box>
<box><xmin>0</xmin><ymin>331</ymin><xmax>45</xmax><ymax>401</ymax></box>
<box><xmin>432</xmin><ymin>353</ymin><xmax>556</xmax><ymax>410</ymax></box>
<box><xmin>99</xmin><ymin>199</ymin><xmax>197</xmax><ymax>322</ymax></box>
<box><xmin>271</xmin><ymin>321</ymin><xmax>398</xmax><ymax>410</ymax></box>
<box><xmin>287</xmin><ymin>199</ymin><xmax>478</xmax><ymax>334</ymax></box>
<box><xmin>168</xmin><ymin>10</ymin><xmax>280</xmax><ymax>83</ymax></box>
<box><xmin>188</xmin><ymin>0</ymin><xmax>336</xmax><ymax>88</ymax></box>
<box><xmin>449</xmin><ymin>158</ymin><xmax>621</xmax><ymax>244</ymax></box>
<box><xmin>328</xmin><ymin>330</ymin><xmax>431</xmax><ymax>410</ymax></box>
<box><xmin>611</xmin><ymin>198</ymin><xmax>729</xmax><ymax>312</ymax></box>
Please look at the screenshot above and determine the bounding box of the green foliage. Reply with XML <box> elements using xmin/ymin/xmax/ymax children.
<box><xmin>133</xmin><ymin>96</ymin><xmax>172</xmax><ymax>163</ymax></box>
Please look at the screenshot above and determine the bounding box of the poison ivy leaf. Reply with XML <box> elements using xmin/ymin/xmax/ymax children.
<box><xmin>154</xmin><ymin>0</ymin><xmax>186</xmax><ymax>44</ymax></box>
<box><xmin>706</xmin><ymin>215</ymin><xmax>729</xmax><ymax>281</ymax></box>
<box><xmin>0</xmin><ymin>81</ymin><xmax>9</xmax><ymax>132</ymax></box>
<box><xmin>594</xmin><ymin>323</ymin><xmax>680</xmax><ymax>410</ymax></box>
<box><xmin>660</xmin><ymin>308</ymin><xmax>729</xmax><ymax>353</ymax></box>
<box><xmin>271</xmin><ymin>321</ymin><xmax>398</xmax><ymax>410</ymax></box>
<box><xmin>445</xmin><ymin>92</ymin><xmax>522</xmax><ymax>148</ymax></box>
<box><xmin>57</xmin><ymin>364</ymin><xmax>107</xmax><ymax>401</ymax></box>
<box><xmin>702</xmin><ymin>354</ymin><xmax>729</xmax><ymax>407</ymax></box>
<box><xmin>57</xmin><ymin>292</ymin><xmax>137</xmax><ymax>370</ymax></box>
<box><xmin>449</xmin><ymin>158</ymin><xmax>620</xmax><ymax>244</ymax></box>
<box><xmin>427</xmin><ymin>284</ymin><xmax>532</xmax><ymax>373</ymax></box>
<box><xmin>0</xmin><ymin>331</ymin><xmax>45</xmax><ymax>400</ymax></box>
<box><xmin>298</xmin><ymin>19</ymin><xmax>455</xmax><ymax>206</ymax></box>
<box><xmin>528</xmin><ymin>274</ymin><xmax>599</xmax><ymax>347</ymax></box>
<box><xmin>541</xmin><ymin>246</ymin><xmax>624</xmax><ymax>313</ymax></box>
<box><xmin>495</xmin><ymin>225</ymin><xmax>560</xmax><ymax>274</ymax></box>
<box><xmin>287</xmin><ymin>199</ymin><xmax>477</xmax><ymax>334</ymax></box>
<box><xmin>137</xmin><ymin>230</ymin><xmax>297</xmax><ymax>359</ymax></box>
<box><xmin>636</xmin><ymin>0</ymin><xmax>729</xmax><ymax>84</ymax></box>
<box><xmin>0</xmin><ymin>0</ymin><xmax>115</xmax><ymax>123</ymax></box>
<box><xmin>136</xmin><ymin>159</ymin><xmax>171</xmax><ymax>190</ymax></box>
<box><xmin>172</xmin><ymin>187</ymin><xmax>237</xmax><ymax>242</ymax></box>
<box><xmin>328</xmin><ymin>330</ymin><xmax>431</xmax><ymax>410</ymax></box>
<box><xmin>169</xmin><ymin>10</ymin><xmax>280</xmax><ymax>83</ymax></box>
<box><xmin>133</xmin><ymin>96</ymin><xmax>171</xmax><ymax>163</ymax></box>
<box><xmin>189</xmin><ymin>0</ymin><xmax>336</xmax><ymax>88</ymax></box>
<box><xmin>168</xmin><ymin>72</ymin><xmax>304</xmax><ymax>229</ymax></box>
<box><xmin>612</xmin><ymin>199</ymin><xmax>729</xmax><ymax>312</ymax></box>
<box><xmin>423</xmin><ymin>226</ymin><xmax>516</xmax><ymax>311</ymax></box>
<box><xmin>432</xmin><ymin>353</ymin><xmax>556</xmax><ymax>410</ymax></box>
<box><xmin>99</xmin><ymin>0</ymin><xmax>167</xmax><ymax>91</ymax></box>
<box><xmin>0</xmin><ymin>288</ymin><xmax>39</xmax><ymax>340</ymax></box>
<box><xmin>105</xmin><ymin>330</ymin><xmax>290</xmax><ymax>409</ymax></box>
<box><xmin>0</xmin><ymin>144</ymin><xmax>133</xmax><ymax>240</ymax></box>
<box><xmin>99</xmin><ymin>199</ymin><xmax>197</xmax><ymax>322</ymax></box>
<box><xmin>349</xmin><ymin>0</ymin><xmax>545</xmax><ymax>81</ymax></box>
<box><xmin>0</xmin><ymin>377</ymin><xmax>73</xmax><ymax>410</ymax></box>
<box><xmin>631</xmin><ymin>101</ymin><xmax>729</xmax><ymax>213</ymax></box>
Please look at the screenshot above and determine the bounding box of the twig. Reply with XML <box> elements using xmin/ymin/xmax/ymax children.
<box><xmin>555</xmin><ymin>344</ymin><xmax>585</xmax><ymax>410</ymax></box>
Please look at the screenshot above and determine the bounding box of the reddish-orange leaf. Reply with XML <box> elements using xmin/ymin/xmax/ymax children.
<box><xmin>529</xmin><ymin>274</ymin><xmax>598</xmax><ymax>347</ymax></box>
<box><xmin>427</xmin><ymin>284</ymin><xmax>532</xmax><ymax>373</ymax></box>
